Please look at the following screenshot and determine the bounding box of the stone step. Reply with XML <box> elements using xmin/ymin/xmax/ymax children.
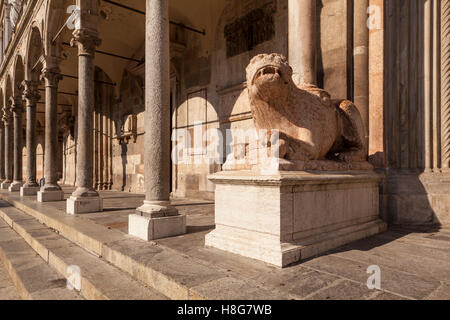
<box><xmin>0</xmin><ymin>204</ymin><xmax>168</xmax><ymax>300</ymax></box>
<box><xmin>0</xmin><ymin>218</ymin><xmax>83</xmax><ymax>300</ymax></box>
<box><xmin>0</xmin><ymin>192</ymin><xmax>293</xmax><ymax>300</ymax></box>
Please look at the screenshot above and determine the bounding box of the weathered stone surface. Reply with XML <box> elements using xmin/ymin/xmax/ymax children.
<box><xmin>0</xmin><ymin>228</ymin><xmax>82</xmax><ymax>300</ymax></box>
<box><xmin>1</xmin><ymin>190</ymin><xmax>448</xmax><ymax>300</ymax></box>
<box><xmin>246</xmin><ymin>53</ymin><xmax>367</xmax><ymax>166</ymax></box>
<box><xmin>37</xmin><ymin>190</ymin><xmax>64</xmax><ymax>202</ymax></box>
<box><xmin>206</xmin><ymin>170</ymin><xmax>386</xmax><ymax>267</ymax></box>
<box><xmin>129</xmin><ymin>213</ymin><xmax>186</xmax><ymax>241</ymax></box>
<box><xmin>66</xmin><ymin>196</ymin><xmax>103</xmax><ymax>215</ymax></box>
<box><xmin>0</xmin><ymin>261</ymin><xmax>21</xmax><ymax>300</ymax></box>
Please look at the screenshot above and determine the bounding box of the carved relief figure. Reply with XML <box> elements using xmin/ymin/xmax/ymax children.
<box><xmin>246</xmin><ymin>53</ymin><xmax>367</xmax><ymax>165</ymax></box>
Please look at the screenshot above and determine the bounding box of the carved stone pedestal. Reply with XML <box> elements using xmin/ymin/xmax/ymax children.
<box><xmin>1</xmin><ymin>182</ymin><xmax>11</xmax><ymax>190</ymax></box>
<box><xmin>129</xmin><ymin>202</ymin><xmax>186</xmax><ymax>241</ymax></box>
<box><xmin>37</xmin><ymin>190</ymin><xmax>64</xmax><ymax>202</ymax></box>
<box><xmin>205</xmin><ymin>170</ymin><xmax>387</xmax><ymax>267</ymax></box>
<box><xmin>66</xmin><ymin>196</ymin><xmax>103</xmax><ymax>215</ymax></box>
<box><xmin>20</xmin><ymin>186</ymin><xmax>40</xmax><ymax>196</ymax></box>
<box><xmin>9</xmin><ymin>182</ymin><xmax>23</xmax><ymax>192</ymax></box>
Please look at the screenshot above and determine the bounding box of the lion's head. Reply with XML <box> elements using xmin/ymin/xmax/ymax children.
<box><xmin>246</xmin><ymin>53</ymin><xmax>293</xmax><ymax>102</ymax></box>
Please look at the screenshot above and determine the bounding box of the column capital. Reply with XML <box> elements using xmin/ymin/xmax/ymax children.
<box><xmin>22</xmin><ymin>80</ymin><xmax>41</xmax><ymax>106</ymax></box>
<box><xmin>2</xmin><ymin>106</ymin><xmax>12</xmax><ymax>124</ymax></box>
<box><xmin>41</xmin><ymin>67</ymin><xmax>62</xmax><ymax>87</ymax></box>
<box><xmin>70</xmin><ymin>28</ymin><xmax>101</xmax><ymax>57</ymax></box>
<box><xmin>9</xmin><ymin>96</ymin><xmax>23</xmax><ymax>114</ymax></box>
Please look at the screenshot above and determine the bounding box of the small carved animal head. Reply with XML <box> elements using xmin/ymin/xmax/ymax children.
<box><xmin>246</xmin><ymin>53</ymin><xmax>293</xmax><ymax>101</ymax></box>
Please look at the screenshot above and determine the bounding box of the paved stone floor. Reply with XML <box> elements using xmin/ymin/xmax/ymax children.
<box><xmin>0</xmin><ymin>260</ymin><xmax>21</xmax><ymax>300</ymax></box>
<box><xmin>1</xmin><ymin>186</ymin><xmax>449</xmax><ymax>300</ymax></box>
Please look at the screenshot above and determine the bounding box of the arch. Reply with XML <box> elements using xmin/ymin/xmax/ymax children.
<box><xmin>43</xmin><ymin>0</ymin><xmax>68</xmax><ymax>56</ymax></box>
<box><xmin>4</xmin><ymin>74</ymin><xmax>13</xmax><ymax>108</ymax></box>
<box><xmin>12</xmin><ymin>55</ymin><xmax>25</xmax><ymax>97</ymax></box>
<box><xmin>24</xmin><ymin>24</ymin><xmax>44</xmax><ymax>81</ymax></box>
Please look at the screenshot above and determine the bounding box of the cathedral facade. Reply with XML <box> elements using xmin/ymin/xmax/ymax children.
<box><xmin>0</xmin><ymin>0</ymin><xmax>448</xmax><ymax>226</ymax></box>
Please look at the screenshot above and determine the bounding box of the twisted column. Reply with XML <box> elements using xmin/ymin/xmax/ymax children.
<box><xmin>20</xmin><ymin>80</ymin><xmax>41</xmax><ymax>195</ymax></box>
<box><xmin>442</xmin><ymin>0</ymin><xmax>450</xmax><ymax>169</ymax></box>
<box><xmin>9</xmin><ymin>96</ymin><xmax>24</xmax><ymax>191</ymax></box>
<box><xmin>37</xmin><ymin>66</ymin><xmax>64</xmax><ymax>202</ymax></box>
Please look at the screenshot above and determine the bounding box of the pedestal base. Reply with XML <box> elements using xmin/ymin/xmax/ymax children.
<box><xmin>37</xmin><ymin>190</ymin><xmax>64</xmax><ymax>202</ymax></box>
<box><xmin>1</xmin><ymin>182</ymin><xmax>11</xmax><ymax>190</ymax></box>
<box><xmin>66</xmin><ymin>196</ymin><xmax>103</xmax><ymax>214</ymax></box>
<box><xmin>205</xmin><ymin>170</ymin><xmax>387</xmax><ymax>267</ymax></box>
<box><xmin>9</xmin><ymin>182</ymin><xmax>23</xmax><ymax>192</ymax></box>
<box><xmin>20</xmin><ymin>186</ymin><xmax>40</xmax><ymax>196</ymax></box>
<box><xmin>129</xmin><ymin>205</ymin><xmax>186</xmax><ymax>241</ymax></box>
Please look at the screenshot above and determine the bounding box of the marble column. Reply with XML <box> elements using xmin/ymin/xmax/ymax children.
<box><xmin>9</xmin><ymin>97</ymin><xmax>24</xmax><ymax>192</ymax></box>
<box><xmin>37</xmin><ymin>67</ymin><xmax>64</xmax><ymax>202</ymax></box>
<box><xmin>288</xmin><ymin>0</ymin><xmax>317</xmax><ymax>85</ymax></box>
<box><xmin>0</xmin><ymin>121</ymin><xmax>4</xmax><ymax>183</ymax></box>
<box><xmin>354</xmin><ymin>0</ymin><xmax>370</xmax><ymax>155</ymax></box>
<box><xmin>20</xmin><ymin>81</ymin><xmax>41</xmax><ymax>196</ymax></box>
<box><xmin>66</xmin><ymin>27</ymin><xmax>103</xmax><ymax>214</ymax></box>
<box><xmin>129</xmin><ymin>0</ymin><xmax>186</xmax><ymax>241</ymax></box>
<box><xmin>1</xmin><ymin>105</ymin><xmax>13</xmax><ymax>189</ymax></box>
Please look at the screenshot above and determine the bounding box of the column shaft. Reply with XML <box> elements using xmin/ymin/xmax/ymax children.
<box><xmin>42</xmin><ymin>68</ymin><xmax>62</xmax><ymax>190</ymax></box>
<box><xmin>71</xmin><ymin>29</ymin><xmax>100</xmax><ymax>197</ymax></box>
<box><xmin>66</xmin><ymin>16</ymin><xmax>103</xmax><ymax>213</ymax></box>
<box><xmin>11</xmin><ymin>98</ymin><xmax>23</xmax><ymax>186</ymax></box>
<box><xmin>3</xmin><ymin>109</ymin><xmax>13</xmax><ymax>183</ymax></box>
<box><xmin>0</xmin><ymin>123</ymin><xmax>4</xmax><ymax>181</ymax></box>
<box><xmin>145</xmin><ymin>0</ymin><xmax>171</xmax><ymax>202</ymax></box>
<box><xmin>288</xmin><ymin>0</ymin><xmax>317</xmax><ymax>85</ymax></box>
<box><xmin>354</xmin><ymin>0</ymin><xmax>370</xmax><ymax>153</ymax></box>
<box><xmin>23</xmin><ymin>81</ymin><xmax>40</xmax><ymax>188</ymax></box>
<box><xmin>128</xmin><ymin>0</ymin><xmax>185</xmax><ymax>241</ymax></box>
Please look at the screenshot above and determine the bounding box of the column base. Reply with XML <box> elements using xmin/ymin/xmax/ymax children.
<box><xmin>129</xmin><ymin>202</ymin><xmax>186</xmax><ymax>241</ymax></box>
<box><xmin>20</xmin><ymin>186</ymin><xmax>40</xmax><ymax>196</ymax></box>
<box><xmin>129</xmin><ymin>214</ymin><xmax>186</xmax><ymax>241</ymax></box>
<box><xmin>9</xmin><ymin>182</ymin><xmax>24</xmax><ymax>192</ymax></box>
<box><xmin>37</xmin><ymin>190</ymin><xmax>64</xmax><ymax>202</ymax></box>
<box><xmin>1</xmin><ymin>182</ymin><xmax>11</xmax><ymax>190</ymax></box>
<box><xmin>66</xmin><ymin>196</ymin><xmax>103</xmax><ymax>215</ymax></box>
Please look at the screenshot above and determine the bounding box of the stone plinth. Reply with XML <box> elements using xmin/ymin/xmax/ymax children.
<box><xmin>20</xmin><ymin>186</ymin><xmax>40</xmax><ymax>196</ymax></box>
<box><xmin>129</xmin><ymin>202</ymin><xmax>186</xmax><ymax>241</ymax></box>
<box><xmin>1</xmin><ymin>182</ymin><xmax>11</xmax><ymax>190</ymax></box>
<box><xmin>66</xmin><ymin>196</ymin><xmax>103</xmax><ymax>215</ymax></box>
<box><xmin>37</xmin><ymin>190</ymin><xmax>64</xmax><ymax>202</ymax></box>
<box><xmin>205</xmin><ymin>171</ymin><xmax>387</xmax><ymax>267</ymax></box>
<box><xmin>9</xmin><ymin>182</ymin><xmax>23</xmax><ymax>192</ymax></box>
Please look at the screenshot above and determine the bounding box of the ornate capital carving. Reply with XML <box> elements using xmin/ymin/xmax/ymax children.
<box><xmin>70</xmin><ymin>28</ymin><xmax>101</xmax><ymax>56</ymax></box>
<box><xmin>41</xmin><ymin>67</ymin><xmax>62</xmax><ymax>87</ymax></box>
<box><xmin>22</xmin><ymin>80</ymin><xmax>41</xmax><ymax>106</ymax></box>
<box><xmin>2</xmin><ymin>106</ymin><xmax>12</xmax><ymax>124</ymax></box>
<box><xmin>9</xmin><ymin>96</ymin><xmax>23</xmax><ymax>114</ymax></box>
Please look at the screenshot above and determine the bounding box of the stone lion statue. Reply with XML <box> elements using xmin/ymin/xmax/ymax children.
<box><xmin>246</xmin><ymin>53</ymin><xmax>367</xmax><ymax>165</ymax></box>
